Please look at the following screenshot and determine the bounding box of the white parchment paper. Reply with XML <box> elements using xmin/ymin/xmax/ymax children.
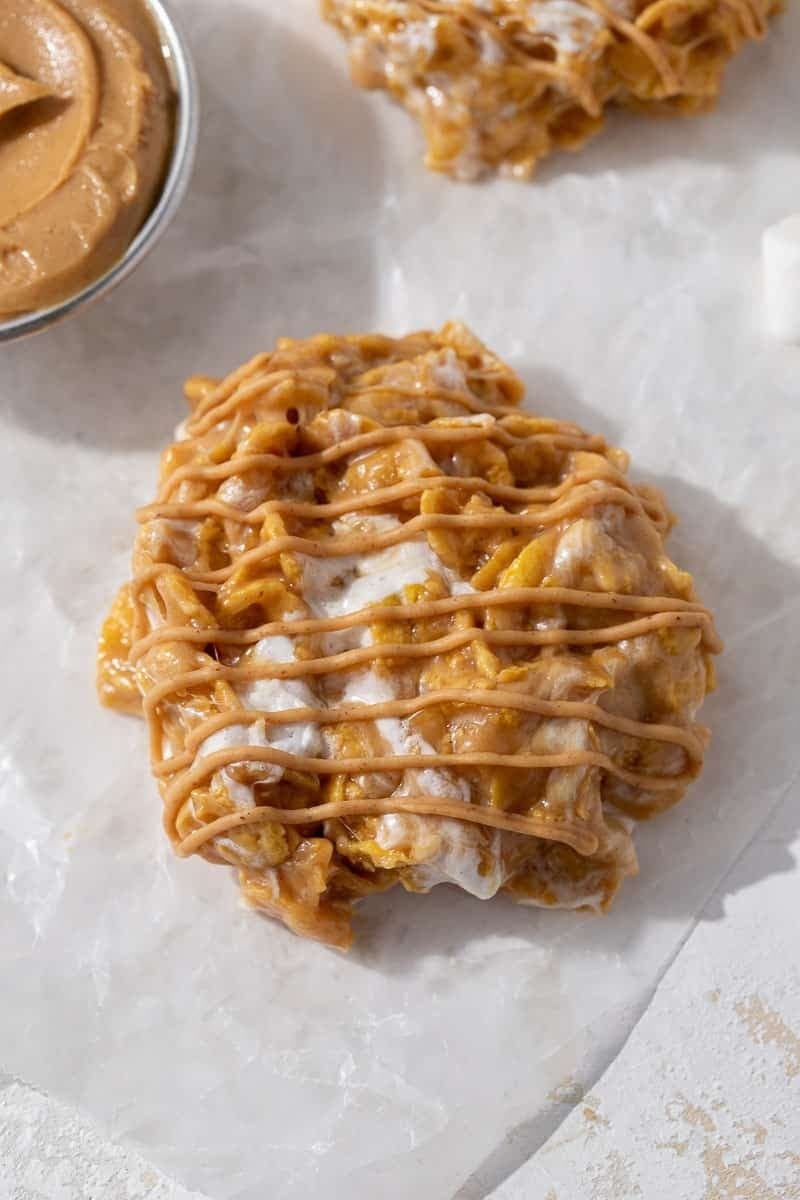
<box><xmin>1</xmin><ymin>3</ymin><xmax>799</xmax><ymax>1196</ymax></box>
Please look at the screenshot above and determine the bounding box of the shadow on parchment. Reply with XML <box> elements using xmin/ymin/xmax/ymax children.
<box><xmin>519</xmin><ymin>363</ymin><xmax>622</xmax><ymax>444</ymax></box>
<box><xmin>0</xmin><ymin>3</ymin><xmax>382</xmax><ymax>453</ymax></box>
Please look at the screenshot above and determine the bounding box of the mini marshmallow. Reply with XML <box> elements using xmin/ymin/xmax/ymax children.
<box><xmin>762</xmin><ymin>214</ymin><xmax>800</xmax><ymax>343</ymax></box>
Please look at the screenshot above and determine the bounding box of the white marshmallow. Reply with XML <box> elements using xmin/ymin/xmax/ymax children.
<box><xmin>762</xmin><ymin>214</ymin><xmax>800</xmax><ymax>343</ymax></box>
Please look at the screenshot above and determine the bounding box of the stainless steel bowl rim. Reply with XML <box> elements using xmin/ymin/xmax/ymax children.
<box><xmin>0</xmin><ymin>0</ymin><xmax>198</xmax><ymax>345</ymax></box>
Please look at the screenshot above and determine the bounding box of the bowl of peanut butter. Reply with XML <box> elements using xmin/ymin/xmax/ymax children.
<box><xmin>0</xmin><ymin>0</ymin><xmax>197</xmax><ymax>343</ymax></box>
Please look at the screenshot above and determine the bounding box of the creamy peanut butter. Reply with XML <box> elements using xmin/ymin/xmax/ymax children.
<box><xmin>0</xmin><ymin>0</ymin><xmax>173</xmax><ymax>317</ymax></box>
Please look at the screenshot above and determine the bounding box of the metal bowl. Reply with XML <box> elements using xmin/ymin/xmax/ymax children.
<box><xmin>0</xmin><ymin>0</ymin><xmax>198</xmax><ymax>345</ymax></box>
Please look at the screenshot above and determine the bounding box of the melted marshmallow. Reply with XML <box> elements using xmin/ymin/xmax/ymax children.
<box><xmin>301</xmin><ymin>513</ymin><xmax>447</xmax><ymax>619</ymax></box>
<box><xmin>530</xmin><ymin>0</ymin><xmax>613</xmax><ymax>57</ymax></box>
<box><xmin>390</xmin><ymin>18</ymin><xmax>438</xmax><ymax>60</ymax></box>
<box><xmin>430</xmin><ymin>348</ymin><xmax>468</xmax><ymax>391</ymax></box>
<box><xmin>238</xmin><ymin>636</ymin><xmax>323</xmax><ymax>758</ymax></box>
<box><xmin>198</xmin><ymin>634</ymin><xmax>322</xmax><ymax>802</ymax></box>
<box><xmin>208</xmin><ymin>477</ymin><xmax>498</xmax><ymax>894</ymax></box>
<box><xmin>478</xmin><ymin>29</ymin><xmax>506</xmax><ymax>65</ymax></box>
<box><xmin>341</xmin><ymin>669</ymin><xmax>470</xmax><ymax>802</ymax></box>
<box><xmin>340</xmin><ymin>663</ymin><xmax>508</xmax><ymax>900</ymax></box>
<box><xmin>407</xmin><ymin>818</ymin><xmax>507</xmax><ymax>899</ymax></box>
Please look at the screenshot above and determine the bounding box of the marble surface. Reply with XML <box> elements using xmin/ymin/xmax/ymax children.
<box><xmin>489</xmin><ymin>791</ymin><xmax>800</xmax><ymax>1199</ymax></box>
<box><xmin>0</xmin><ymin>1075</ymin><xmax>202</xmax><ymax>1200</ymax></box>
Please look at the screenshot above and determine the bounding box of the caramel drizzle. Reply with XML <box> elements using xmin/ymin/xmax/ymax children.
<box><xmin>130</xmin><ymin>347</ymin><xmax>720</xmax><ymax>864</ymax></box>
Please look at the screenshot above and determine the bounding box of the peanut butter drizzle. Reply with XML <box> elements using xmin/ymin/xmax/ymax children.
<box><xmin>164</xmin><ymin>745</ymin><xmax>693</xmax><ymax>835</ymax></box>
<box><xmin>152</xmin><ymin>689</ymin><xmax>705</xmax><ymax>783</ymax></box>
<box><xmin>157</xmin><ymin>423</ymin><xmax>605</xmax><ymax>502</ymax></box>
<box><xmin>341</xmin><ymin>383</ymin><xmax>522</xmax><ymax>417</ymax></box>
<box><xmin>187</xmin><ymin>377</ymin><xmax>522</xmax><ymax>435</ymax></box>
<box><xmin>186</xmin><ymin>378</ymin><xmax>587</xmax><ymax>439</ymax></box>
<box><xmin>129</xmin><ymin>349</ymin><xmax>721</xmax><ymax>863</ymax></box>
<box><xmin>136</xmin><ymin>485</ymin><xmax>652</xmax><ymax>592</ymax></box>
<box><xmin>175</xmin><ymin>795</ymin><xmax>600</xmax><ymax>860</ymax></box>
<box><xmin>131</xmin><ymin>586</ymin><xmax>711</xmax><ymax>660</ymax></box>
<box><xmin>137</xmin><ymin>468</ymin><xmax>667</xmax><ymax>528</ymax></box>
<box><xmin>143</xmin><ymin>612</ymin><xmax>715</xmax><ymax>722</ymax></box>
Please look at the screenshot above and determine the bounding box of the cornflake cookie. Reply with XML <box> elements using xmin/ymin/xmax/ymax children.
<box><xmin>322</xmin><ymin>0</ymin><xmax>778</xmax><ymax>179</ymax></box>
<box><xmin>99</xmin><ymin>324</ymin><xmax>721</xmax><ymax>948</ymax></box>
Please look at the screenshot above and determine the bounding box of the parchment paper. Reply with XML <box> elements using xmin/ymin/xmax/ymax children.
<box><xmin>1</xmin><ymin>3</ymin><xmax>799</xmax><ymax>1197</ymax></box>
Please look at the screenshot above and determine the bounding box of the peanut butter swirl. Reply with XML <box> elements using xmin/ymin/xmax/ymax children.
<box><xmin>0</xmin><ymin>0</ymin><xmax>173</xmax><ymax>317</ymax></box>
<box><xmin>99</xmin><ymin>323</ymin><xmax>721</xmax><ymax>948</ymax></box>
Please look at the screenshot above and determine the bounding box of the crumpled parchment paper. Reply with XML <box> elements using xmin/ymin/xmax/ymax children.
<box><xmin>1</xmin><ymin>3</ymin><xmax>799</xmax><ymax>1197</ymax></box>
